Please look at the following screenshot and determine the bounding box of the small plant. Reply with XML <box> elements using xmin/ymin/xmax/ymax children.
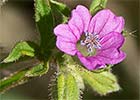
<box><xmin>0</xmin><ymin>0</ymin><xmax>128</xmax><ymax>99</ymax></box>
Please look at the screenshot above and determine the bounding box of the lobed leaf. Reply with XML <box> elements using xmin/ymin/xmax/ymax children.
<box><xmin>61</xmin><ymin>55</ymin><xmax>120</xmax><ymax>95</ymax></box>
<box><xmin>77</xmin><ymin>67</ymin><xmax>120</xmax><ymax>95</ymax></box>
<box><xmin>65</xmin><ymin>73</ymin><xmax>80</xmax><ymax>100</ymax></box>
<box><xmin>2</xmin><ymin>41</ymin><xmax>35</xmax><ymax>63</ymax></box>
<box><xmin>90</xmin><ymin>0</ymin><xmax>108</xmax><ymax>15</ymax></box>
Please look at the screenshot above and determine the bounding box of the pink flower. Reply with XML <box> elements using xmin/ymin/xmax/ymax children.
<box><xmin>54</xmin><ymin>5</ymin><xmax>126</xmax><ymax>70</ymax></box>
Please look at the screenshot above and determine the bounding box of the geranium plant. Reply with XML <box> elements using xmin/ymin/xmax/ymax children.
<box><xmin>0</xmin><ymin>0</ymin><xmax>127</xmax><ymax>99</ymax></box>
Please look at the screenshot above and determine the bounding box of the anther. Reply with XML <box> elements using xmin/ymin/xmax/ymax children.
<box><xmin>80</xmin><ymin>32</ymin><xmax>101</xmax><ymax>54</ymax></box>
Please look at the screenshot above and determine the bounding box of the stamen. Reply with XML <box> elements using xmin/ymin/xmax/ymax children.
<box><xmin>85</xmin><ymin>31</ymin><xmax>89</xmax><ymax>36</ymax></box>
<box><xmin>80</xmin><ymin>40</ymin><xmax>86</xmax><ymax>45</ymax></box>
<box><xmin>80</xmin><ymin>32</ymin><xmax>101</xmax><ymax>54</ymax></box>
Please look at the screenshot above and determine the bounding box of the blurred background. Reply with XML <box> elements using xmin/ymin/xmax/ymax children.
<box><xmin>0</xmin><ymin>0</ymin><xmax>139</xmax><ymax>100</ymax></box>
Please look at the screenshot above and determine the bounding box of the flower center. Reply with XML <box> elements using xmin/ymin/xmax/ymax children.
<box><xmin>77</xmin><ymin>32</ymin><xmax>101</xmax><ymax>56</ymax></box>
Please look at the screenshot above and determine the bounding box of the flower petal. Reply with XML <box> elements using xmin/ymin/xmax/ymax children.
<box><xmin>88</xmin><ymin>9</ymin><xmax>125</xmax><ymax>37</ymax></box>
<box><xmin>75</xmin><ymin>5</ymin><xmax>91</xmax><ymax>31</ymax></box>
<box><xmin>54</xmin><ymin>24</ymin><xmax>77</xmax><ymax>42</ymax></box>
<box><xmin>68</xmin><ymin>5</ymin><xmax>91</xmax><ymax>40</ymax></box>
<box><xmin>56</xmin><ymin>36</ymin><xmax>77</xmax><ymax>55</ymax></box>
<box><xmin>68</xmin><ymin>10</ymin><xmax>84</xmax><ymax>40</ymax></box>
<box><xmin>77</xmin><ymin>52</ymin><xmax>106</xmax><ymax>70</ymax></box>
<box><xmin>100</xmin><ymin>32</ymin><xmax>125</xmax><ymax>50</ymax></box>
<box><xmin>97</xmin><ymin>48</ymin><xmax>126</xmax><ymax>64</ymax></box>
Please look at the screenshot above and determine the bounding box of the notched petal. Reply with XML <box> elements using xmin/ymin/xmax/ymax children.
<box><xmin>88</xmin><ymin>9</ymin><xmax>125</xmax><ymax>37</ymax></box>
<box><xmin>75</xmin><ymin>5</ymin><xmax>91</xmax><ymax>31</ymax></box>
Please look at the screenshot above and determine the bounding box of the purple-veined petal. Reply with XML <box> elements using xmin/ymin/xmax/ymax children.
<box><xmin>56</xmin><ymin>36</ymin><xmax>77</xmax><ymax>55</ymax></box>
<box><xmin>54</xmin><ymin>24</ymin><xmax>77</xmax><ymax>42</ymax></box>
<box><xmin>88</xmin><ymin>9</ymin><xmax>125</xmax><ymax>37</ymax></box>
<box><xmin>68</xmin><ymin>5</ymin><xmax>91</xmax><ymax>40</ymax></box>
<box><xmin>100</xmin><ymin>32</ymin><xmax>125</xmax><ymax>50</ymax></box>
<box><xmin>68</xmin><ymin>10</ymin><xmax>84</xmax><ymax>40</ymax></box>
<box><xmin>97</xmin><ymin>48</ymin><xmax>126</xmax><ymax>64</ymax></box>
<box><xmin>75</xmin><ymin>5</ymin><xmax>91</xmax><ymax>31</ymax></box>
<box><xmin>77</xmin><ymin>51</ymin><xmax>106</xmax><ymax>70</ymax></box>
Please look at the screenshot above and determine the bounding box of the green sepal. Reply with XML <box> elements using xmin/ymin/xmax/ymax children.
<box><xmin>65</xmin><ymin>73</ymin><xmax>79</xmax><ymax>100</ymax></box>
<box><xmin>57</xmin><ymin>73</ymin><xmax>65</xmax><ymax>100</ymax></box>
<box><xmin>122</xmin><ymin>30</ymin><xmax>128</xmax><ymax>37</ymax></box>
<box><xmin>55</xmin><ymin>72</ymin><xmax>80</xmax><ymax>100</ymax></box>
<box><xmin>2</xmin><ymin>41</ymin><xmax>36</xmax><ymax>63</ymax></box>
<box><xmin>67</xmin><ymin>65</ymin><xmax>85</xmax><ymax>91</ymax></box>
<box><xmin>122</xmin><ymin>30</ymin><xmax>137</xmax><ymax>37</ymax></box>
<box><xmin>90</xmin><ymin>0</ymin><xmax>108</xmax><ymax>15</ymax></box>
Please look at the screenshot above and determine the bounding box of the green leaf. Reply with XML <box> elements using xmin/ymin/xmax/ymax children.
<box><xmin>0</xmin><ymin>56</ymin><xmax>36</xmax><ymax>69</ymax></box>
<box><xmin>0</xmin><ymin>69</ymin><xmax>28</xmax><ymax>93</ymax></box>
<box><xmin>0</xmin><ymin>62</ymin><xmax>49</xmax><ymax>93</ymax></box>
<box><xmin>77</xmin><ymin>67</ymin><xmax>120</xmax><ymax>95</ymax></box>
<box><xmin>49</xmin><ymin>0</ymin><xmax>70</xmax><ymax>25</ymax></box>
<box><xmin>35</xmin><ymin>0</ymin><xmax>55</xmax><ymax>54</ymax></box>
<box><xmin>90</xmin><ymin>0</ymin><xmax>108</xmax><ymax>15</ymax></box>
<box><xmin>67</xmin><ymin>65</ymin><xmax>85</xmax><ymax>91</ymax></box>
<box><xmin>3</xmin><ymin>41</ymin><xmax>35</xmax><ymax>63</ymax></box>
<box><xmin>50</xmin><ymin>0</ymin><xmax>70</xmax><ymax>17</ymax></box>
<box><xmin>35</xmin><ymin>0</ymin><xmax>51</xmax><ymax>22</ymax></box>
<box><xmin>26</xmin><ymin>62</ymin><xmax>49</xmax><ymax>77</ymax></box>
